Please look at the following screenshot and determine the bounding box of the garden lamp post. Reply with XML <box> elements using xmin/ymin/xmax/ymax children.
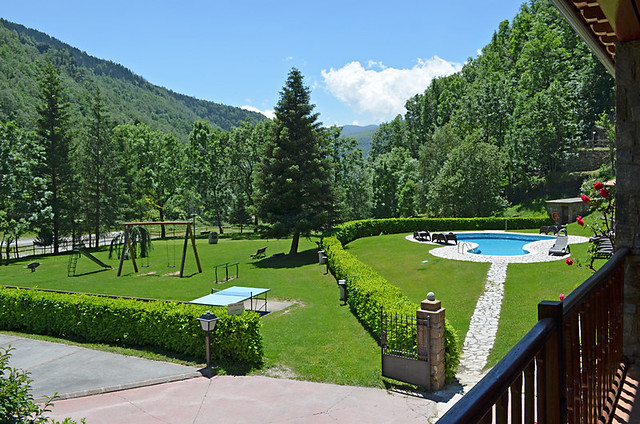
<box><xmin>197</xmin><ymin>310</ymin><xmax>218</xmax><ymax>370</ymax></box>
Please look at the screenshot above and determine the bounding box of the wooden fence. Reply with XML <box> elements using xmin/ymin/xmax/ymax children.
<box><xmin>439</xmin><ymin>248</ymin><xmax>628</xmax><ymax>423</ymax></box>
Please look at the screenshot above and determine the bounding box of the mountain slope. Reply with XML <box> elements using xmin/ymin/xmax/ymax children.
<box><xmin>340</xmin><ymin>125</ymin><xmax>378</xmax><ymax>157</ymax></box>
<box><xmin>0</xmin><ymin>18</ymin><xmax>266</xmax><ymax>140</ymax></box>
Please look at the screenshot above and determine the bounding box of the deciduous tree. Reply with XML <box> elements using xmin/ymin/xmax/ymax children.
<box><xmin>0</xmin><ymin>121</ymin><xmax>49</xmax><ymax>264</ymax></box>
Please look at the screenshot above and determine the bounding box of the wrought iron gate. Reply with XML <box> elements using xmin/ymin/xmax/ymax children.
<box><xmin>380</xmin><ymin>309</ymin><xmax>431</xmax><ymax>389</ymax></box>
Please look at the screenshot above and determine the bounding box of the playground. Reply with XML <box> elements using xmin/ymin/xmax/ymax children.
<box><xmin>1</xmin><ymin>232</ymin><xmax>384</xmax><ymax>387</ymax></box>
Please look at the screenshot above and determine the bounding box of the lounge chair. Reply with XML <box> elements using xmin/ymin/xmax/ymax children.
<box><xmin>414</xmin><ymin>230</ymin><xmax>430</xmax><ymax>241</ymax></box>
<box><xmin>540</xmin><ymin>225</ymin><xmax>566</xmax><ymax>235</ymax></box>
<box><xmin>549</xmin><ymin>235</ymin><xmax>571</xmax><ymax>255</ymax></box>
<box><xmin>432</xmin><ymin>233</ymin><xmax>446</xmax><ymax>244</ymax></box>
<box><xmin>445</xmin><ymin>233</ymin><xmax>457</xmax><ymax>245</ymax></box>
<box><xmin>589</xmin><ymin>241</ymin><xmax>614</xmax><ymax>268</ymax></box>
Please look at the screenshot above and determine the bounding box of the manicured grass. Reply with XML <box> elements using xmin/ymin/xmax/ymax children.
<box><xmin>487</xmin><ymin>241</ymin><xmax>595</xmax><ymax>366</ymax></box>
<box><xmin>345</xmin><ymin>228</ymin><xmax>601</xmax><ymax>370</ymax></box>
<box><xmin>3</xmin><ymin>221</ymin><xmax>605</xmax><ymax>383</ymax></box>
<box><xmin>343</xmin><ymin>233</ymin><xmax>489</xmax><ymax>349</ymax></box>
<box><xmin>1</xmin><ymin>236</ymin><xmax>382</xmax><ymax>387</ymax></box>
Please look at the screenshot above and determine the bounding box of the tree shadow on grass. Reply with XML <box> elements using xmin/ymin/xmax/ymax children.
<box><xmin>251</xmin><ymin>248</ymin><xmax>318</xmax><ymax>269</ymax></box>
<box><xmin>73</xmin><ymin>268</ymin><xmax>112</xmax><ymax>277</ymax></box>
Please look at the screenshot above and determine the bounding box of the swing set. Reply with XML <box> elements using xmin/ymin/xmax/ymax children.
<box><xmin>116</xmin><ymin>221</ymin><xmax>202</xmax><ymax>278</ymax></box>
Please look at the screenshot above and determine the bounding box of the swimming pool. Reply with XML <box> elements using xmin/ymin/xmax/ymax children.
<box><xmin>456</xmin><ymin>232</ymin><xmax>554</xmax><ymax>256</ymax></box>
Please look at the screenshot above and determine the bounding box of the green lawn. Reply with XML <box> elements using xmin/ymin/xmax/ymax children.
<box><xmin>345</xmin><ymin>226</ymin><xmax>599</xmax><ymax>369</ymax></box>
<box><xmin>2</xmin><ymin>220</ymin><xmax>605</xmax><ymax>383</ymax></box>
<box><xmin>1</xmin><ymin>235</ymin><xmax>382</xmax><ymax>387</ymax></box>
<box><xmin>343</xmin><ymin>233</ymin><xmax>489</xmax><ymax>349</ymax></box>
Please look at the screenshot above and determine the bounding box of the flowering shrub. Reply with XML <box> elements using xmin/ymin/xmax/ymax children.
<box><xmin>565</xmin><ymin>258</ymin><xmax>574</xmax><ymax>265</ymax></box>
<box><xmin>577</xmin><ymin>179</ymin><xmax>615</xmax><ymax>270</ymax></box>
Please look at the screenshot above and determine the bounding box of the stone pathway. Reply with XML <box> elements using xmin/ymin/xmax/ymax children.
<box><xmin>457</xmin><ymin>262</ymin><xmax>507</xmax><ymax>384</ymax></box>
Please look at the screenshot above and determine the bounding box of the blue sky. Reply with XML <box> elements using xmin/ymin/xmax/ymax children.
<box><xmin>2</xmin><ymin>0</ymin><xmax>525</xmax><ymax>127</ymax></box>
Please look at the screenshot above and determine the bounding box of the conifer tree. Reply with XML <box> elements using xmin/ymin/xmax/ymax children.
<box><xmin>257</xmin><ymin>68</ymin><xmax>335</xmax><ymax>255</ymax></box>
<box><xmin>35</xmin><ymin>58</ymin><xmax>73</xmax><ymax>254</ymax></box>
<box><xmin>76</xmin><ymin>88</ymin><xmax>122</xmax><ymax>247</ymax></box>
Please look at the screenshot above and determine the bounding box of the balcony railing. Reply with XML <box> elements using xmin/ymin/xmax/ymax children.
<box><xmin>439</xmin><ymin>248</ymin><xmax>629</xmax><ymax>423</ymax></box>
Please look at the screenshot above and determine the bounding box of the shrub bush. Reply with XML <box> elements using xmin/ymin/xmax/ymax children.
<box><xmin>323</xmin><ymin>217</ymin><xmax>546</xmax><ymax>383</ymax></box>
<box><xmin>331</xmin><ymin>217</ymin><xmax>552</xmax><ymax>245</ymax></box>
<box><xmin>0</xmin><ymin>287</ymin><xmax>262</xmax><ymax>364</ymax></box>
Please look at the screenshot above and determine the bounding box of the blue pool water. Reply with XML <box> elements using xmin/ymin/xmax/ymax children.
<box><xmin>456</xmin><ymin>233</ymin><xmax>554</xmax><ymax>256</ymax></box>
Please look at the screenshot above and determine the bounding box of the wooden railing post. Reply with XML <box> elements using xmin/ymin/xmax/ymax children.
<box><xmin>538</xmin><ymin>300</ymin><xmax>566</xmax><ymax>423</ymax></box>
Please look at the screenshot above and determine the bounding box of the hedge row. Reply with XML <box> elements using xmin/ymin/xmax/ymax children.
<box><xmin>331</xmin><ymin>217</ymin><xmax>553</xmax><ymax>245</ymax></box>
<box><xmin>0</xmin><ymin>287</ymin><xmax>263</xmax><ymax>364</ymax></box>
<box><xmin>323</xmin><ymin>217</ymin><xmax>550</xmax><ymax>382</ymax></box>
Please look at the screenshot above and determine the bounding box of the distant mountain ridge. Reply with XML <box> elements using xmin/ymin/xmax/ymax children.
<box><xmin>340</xmin><ymin>124</ymin><xmax>378</xmax><ymax>158</ymax></box>
<box><xmin>0</xmin><ymin>18</ymin><xmax>265</xmax><ymax>140</ymax></box>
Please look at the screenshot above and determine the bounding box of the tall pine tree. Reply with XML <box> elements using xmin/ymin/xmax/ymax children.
<box><xmin>36</xmin><ymin>58</ymin><xmax>73</xmax><ymax>254</ymax></box>
<box><xmin>257</xmin><ymin>68</ymin><xmax>335</xmax><ymax>255</ymax></box>
<box><xmin>76</xmin><ymin>88</ymin><xmax>122</xmax><ymax>247</ymax></box>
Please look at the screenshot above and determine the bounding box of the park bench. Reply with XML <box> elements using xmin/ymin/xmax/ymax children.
<box><xmin>250</xmin><ymin>246</ymin><xmax>268</xmax><ymax>259</ymax></box>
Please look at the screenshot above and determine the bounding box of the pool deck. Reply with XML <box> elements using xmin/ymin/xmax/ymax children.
<box><xmin>408</xmin><ymin>231</ymin><xmax>589</xmax><ymax>264</ymax></box>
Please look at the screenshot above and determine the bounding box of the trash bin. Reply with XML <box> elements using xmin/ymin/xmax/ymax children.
<box><xmin>338</xmin><ymin>280</ymin><xmax>347</xmax><ymax>303</ymax></box>
<box><xmin>208</xmin><ymin>232</ymin><xmax>218</xmax><ymax>244</ymax></box>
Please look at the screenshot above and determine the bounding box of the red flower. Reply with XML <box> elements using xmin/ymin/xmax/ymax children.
<box><xmin>576</xmin><ymin>216</ymin><xmax>584</xmax><ymax>226</ymax></box>
<box><xmin>559</xmin><ymin>293</ymin><xmax>566</xmax><ymax>300</ymax></box>
<box><xmin>565</xmin><ymin>258</ymin><xmax>574</xmax><ymax>266</ymax></box>
<box><xmin>594</xmin><ymin>181</ymin><xmax>604</xmax><ymax>190</ymax></box>
<box><xmin>581</xmin><ymin>194</ymin><xmax>591</xmax><ymax>203</ymax></box>
<box><xmin>600</xmin><ymin>188</ymin><xmax>610</xmax><ymax>198</ymax></box>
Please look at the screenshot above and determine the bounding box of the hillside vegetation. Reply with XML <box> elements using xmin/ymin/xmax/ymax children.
<box><xmin>0</xmin><ymin>18</ymin><xmax>265</xmax><ymax>140</ymax></box>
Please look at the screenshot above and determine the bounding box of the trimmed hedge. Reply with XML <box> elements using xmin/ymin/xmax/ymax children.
<box><xmin>0</xmin><ymin>287</ymin><xmax>263</xmax><ymax>364</ymax></box>
<box><xmin>324</xmin><ymin>235</ymin><xmax>459</xmax><ymax>383</ymax></box>
<box><xmin>331</xmin><ymin>217</ymin><xmax>553</xmax><ymax>246</ymax></box>
<box><xmin>323</xmin><ymin>217</ymin><xmax>549</xmax><ymax>383</ymax></box>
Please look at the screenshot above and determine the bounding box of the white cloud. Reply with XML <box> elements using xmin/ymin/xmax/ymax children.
<box><xmin>241</xmin><ymin>105</ymin><xmax>275</xmax><ymax>119</ymax></box>
<box><xmin>321</xmin><ymin>57</ymin><xmax>462</xmax><ymax>122</ymax></box>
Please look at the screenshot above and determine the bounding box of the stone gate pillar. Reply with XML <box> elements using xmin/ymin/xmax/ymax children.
<box><xmin>417</xmin><ymin>292</ymin><xmax>446</xmax><ymax>391</ymax></box>
<box><xmin>616</xmin><ymin>40</ymin><xmax>640</xmax><ymax>364</ymax></box>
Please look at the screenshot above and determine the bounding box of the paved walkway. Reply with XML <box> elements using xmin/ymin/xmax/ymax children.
<box><xmin>2</xmin><ymin>334</ymin><xmax>439</xmax><ymax>423</ymax></box>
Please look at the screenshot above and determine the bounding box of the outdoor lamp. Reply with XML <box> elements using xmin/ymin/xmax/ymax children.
<box><xmin>197</xmin><ymin>310</ymin><xmax>219</xmax><ymax>370</ymax></box>
<box><xmin>338</xmin><ymin>280</ymin><xmax>347</xmax><ymax>304</ymax></box>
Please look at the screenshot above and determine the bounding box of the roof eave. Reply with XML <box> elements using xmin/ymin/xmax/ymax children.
<box><xmin>550</xmin><ymin>0</ymin><xmax>616</xmax><ymax>76</ymax></box>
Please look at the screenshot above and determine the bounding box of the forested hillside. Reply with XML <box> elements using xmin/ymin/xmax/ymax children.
<box><xmin>367</xmin><ymin>0</ymin><xmax>615</xmax><ymax>218</ymax></box>
<box><xmin>0</xmin><ymin>18</ymin><xmax>265</xmax><ymax>140</ymax></box>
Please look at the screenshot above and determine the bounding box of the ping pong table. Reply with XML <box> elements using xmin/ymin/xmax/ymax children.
<box><xmin>189</xmin><ymin>286</ymin><xmax>270</xmax><ymax>312</ymax></box>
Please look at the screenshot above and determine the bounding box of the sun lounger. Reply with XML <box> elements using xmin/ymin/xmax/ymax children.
<box><xmin>589</xmin><ymin>244</ymin><xmax>614</xmax><ymax>268</ymax></box>
<box><xmin>445</xmin><ymin>233</ymin><xmax>457</xmax><ymax>245</ymax></box>
<box><xmin>541</xmin><ymin>225</ymin><xmax>566</xmax><ymax>235</ymax></box>
<box><xmin>413</xmin><ymin>230</ymin><xmax>430</xmax><ymax>241</ymax></box>
<box><xmin>548</xmin><ymin>235</ymin><xmax>571</xmax><ymax>255</ymax></box>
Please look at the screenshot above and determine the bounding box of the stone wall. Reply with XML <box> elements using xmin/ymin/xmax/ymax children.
<box><xmin>616</xmin><ymin>40</ymin><xmax>640</xmax><ymax>364</ymax></box>
<box><xmin>564</xmin><ymin>148</ymin><xmax>612</xmax><ymax>172</ymax></box>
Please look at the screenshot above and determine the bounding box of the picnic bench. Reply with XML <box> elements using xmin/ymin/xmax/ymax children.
<box><xmin>251</xmin><ymin>246</ymin><xmax>267</xmax><ymax>259</ymax></box>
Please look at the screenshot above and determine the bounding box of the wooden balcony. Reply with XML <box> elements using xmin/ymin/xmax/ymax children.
<box><xmin>439</xmin><ymin>248</ymin><xmax>629</xmax><ymax>423</ymax></box>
